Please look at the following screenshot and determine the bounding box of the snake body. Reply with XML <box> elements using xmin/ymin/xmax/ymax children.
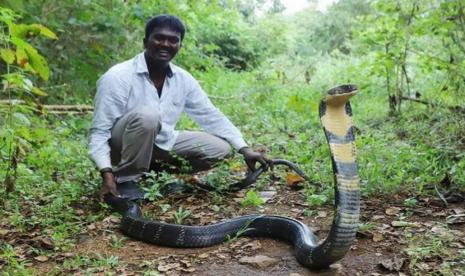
<box><xmin>105</xmin><ymin>84</ymin><xmax>359</xmax><ymax>269</ymax></box>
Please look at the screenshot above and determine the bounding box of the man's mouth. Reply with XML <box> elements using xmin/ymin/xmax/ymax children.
<box><xmin>158</xmin><ymin>49</ymin><xmax>170</xmax><ymax>56</ymax></box>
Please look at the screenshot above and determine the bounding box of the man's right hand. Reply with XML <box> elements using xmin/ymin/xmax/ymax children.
<box><xmin>99</xmin><ymin>172</ymin><xmax>120</xmax><ymax>201</ymax></box>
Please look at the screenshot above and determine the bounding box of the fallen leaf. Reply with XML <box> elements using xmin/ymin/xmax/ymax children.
<box><xmin>198</xmin><ymin>253</ymin><xmax>209</xmax><ymax>259</ymax></box>
<box><xmin>286</xmin><ymin>173</ymin><xmax>305</xmax><ymax>187</ymax></box>
<box><xmin>317</xmin><ymin>211</ymin><xmax>328</xmax><ymax>218</ymax></box>
<box><xmin>259</xmin><ymin>190</ymin><xmax>276</xmax><ymax>203</ymax></box>
<box><xmin>33</xmin><ymin>236</ymin><xmax>54</xmax><ymax>250</ymax></box>
<box><xmin>157</xmin><ymin>262</ymin><xmax>180</xmax><ymax>272</ymax></box>
<box><xmin>391</xmin><ymin>221</ymin><xmax>418</xmax><ymax>227</ymax></box>
<box><xmin>446</xmin><ymin>214</ymin><xmax>465</xmax><ymax>224</ymax></box>
<box><xmin>415</xmin><ymin>262</ymin><xmax>431</xmax><ymax>271</ymax></box>
<box><xmin>239</xmin><ymin>255</ymin><xmax>279</xmax><ymax>269</ymax></box>
<box><xmin>373</xmin><ymin>232</ymin><xmax>384</xmax><ymax>242</ymax></box>
<box><xmin>180</xmin><ymin>267</ymin><xmax>196</xmax><ymax>273</ymax></box>
<box><xmin>241</xmin><ymin>240</ymin><xmax>261</xmax><ymax>250</ymax></box>
<box><xmin>378</xmin><ymin>256</ymin><xmax>405</xmax><ymax>271</ymax></box>
<box><xmin>34</xmin><ymin>255</ymin><xmax>49</xmax><ymax>262</ymax></box>
<box><xmin>385</xmin><ymin>207</ymin><xmax>401</xmax><ymax>216</ymax></box>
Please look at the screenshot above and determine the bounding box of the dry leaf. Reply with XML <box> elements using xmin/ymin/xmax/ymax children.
<box><xmin>373</xmin><ymin>232</ymin><xmax>384</xmax><ymax>242</ymax></box>
<box><xmin>198</xmin><ymin>253</ymin><xmax>209</xmax><ymax>259</ymax></box>
<box><xmin>34</xmin><ymin>255</ymin><xmax>49</xmax><ymax>262</ymax></box>
<box><xmin>378</xmin><ymin>256</ymin><xmax>405</xmax><ymax>271</ymax></box>
<box><xmin>391</xmin><ymin>221</ymin><xmax>418</xmax><ymax>227</ymax></box>
<box><xmin>286</xmin><ymin>173</ymin><xmax>305</xmax><ymax>187</ymax></box>
<box><xmin>157</xmin><ymin>263</ymin><xmax>180</xmax><ymax>272</ymax></box>
<box><xmin>385</xmin><ymin>207</ymin><xmax>401</xmax><ymax>216</ymax></box>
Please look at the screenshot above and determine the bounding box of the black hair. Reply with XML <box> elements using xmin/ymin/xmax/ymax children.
<box><xmin>145</xmin><ymin>14</ymin><xmax>186</xmax><ymax>41</ymax></box>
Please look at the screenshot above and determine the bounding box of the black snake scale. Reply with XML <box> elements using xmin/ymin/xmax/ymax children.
<box><xmin>105</xmin><ymin>84</ymin><xmax>359</xmax><ymax>269</ymax></box>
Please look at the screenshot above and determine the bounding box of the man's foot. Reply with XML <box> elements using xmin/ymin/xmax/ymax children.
<box><xmin>117</xmin><ymin>181</ymin><xmax>145</xmax><ymax>201</ymax></box>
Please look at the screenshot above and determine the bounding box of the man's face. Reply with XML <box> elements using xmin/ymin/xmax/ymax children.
<box><xmin>144</xmin><ymin>26</ymin><xmax>182</xmax><ymax>63</ymax></box>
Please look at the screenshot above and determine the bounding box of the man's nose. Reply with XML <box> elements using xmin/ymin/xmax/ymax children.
<box><xmin>159</xmin><ymin>39</ymin><xmax>170</xmax><ymax>47</ymax></box>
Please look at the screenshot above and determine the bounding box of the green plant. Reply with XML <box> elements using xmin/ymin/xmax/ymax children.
<box><xmin>159</xmin><ymin>204</ymin><xmax>171</xmax><ymax>213</ymax></box>
<box><xmin>404</xmin><ymin>197</ymin><xmax>418</xmax><ymax>209</ymax></box>
<box><xmin>110</xmin><ymin>235</ymin><xmax>126</xmax><ymax>249</ymax></box>
<box><xmin>240</xmin><ymin>189</ymin><xmax>264</xmax><ymax>208</ymax></box>
<box><xmin>358</xmin><ymin>223</ymin><xmax>376</xmax><ymax>233</ymax></box>
<box><xmin>172</xmin><ymin>207</ymin><xmax>191</xmax><ymax>224</ymax></box>
<box><xmin>225</xmin><ymin>216</ymin><xmax>258</xmax><ymax>243</ymax></box>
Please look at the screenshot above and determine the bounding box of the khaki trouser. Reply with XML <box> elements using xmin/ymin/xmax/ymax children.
<box><xmin>109</xmin><ymin>106</ymin><xmax>232</xmax><ymax>183</ymax></box>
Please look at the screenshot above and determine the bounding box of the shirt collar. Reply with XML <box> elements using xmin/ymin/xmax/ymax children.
<box><xmin>135</xmin><ymin>51</ymin><xmax>177</xmax><ymax>78</ymax></box>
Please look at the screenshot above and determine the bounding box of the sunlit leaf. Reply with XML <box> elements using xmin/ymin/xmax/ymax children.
<box><xmin>26</xmin><ymin>48</ymin><xmax>50</xmax><ymax>80</ymax></box>
<box><xmin>286</xmin><ymin>173</ymin><xmax>305</xmax><ymax>187</ymax></box>
<box><xmin>31</xmin><ymin>87</ymin><xmax>48</xmax><ymax>97</ymax></box>
<box><xmin>11</xmin><ymin>23</ymin><xmax>40</xmax><ymax>38</ymax></box>
<box><xmin>0</xmin><ymin>48</ymin><xmax>15</xmax><ymax>64</ymax></box>
<box><xmin>31</xmin><ymin>23</ymin><xmax>58</xmax><ymax>40</ymax></box>
<box><xmin>16</xmin><ymin>47</ymin><xmax>28</xmax><ymax>67</ymax></box>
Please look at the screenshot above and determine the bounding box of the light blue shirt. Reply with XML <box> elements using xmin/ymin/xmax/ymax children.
<box><xmin>88</xmin><ymin>52</ymin><xmax>247</xmax><ymax>170</ymax></box>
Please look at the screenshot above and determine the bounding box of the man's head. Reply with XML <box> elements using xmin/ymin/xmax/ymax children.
<box><xmin>143</xmin><ymin>15</ymin><xmax>185</xmax><ymax>64</ymax></box>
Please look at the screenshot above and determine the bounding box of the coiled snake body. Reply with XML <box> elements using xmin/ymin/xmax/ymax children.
<box><xmin>105</xmin><ymin>85</ymin><xmax>359</xmax><ymax>269</ymax></box>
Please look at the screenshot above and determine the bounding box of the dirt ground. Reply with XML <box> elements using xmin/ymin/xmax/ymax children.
<box><xmin>6</xmin><ymin>183</ymin><xmax>465</xmax><ymax>275</ymax></box>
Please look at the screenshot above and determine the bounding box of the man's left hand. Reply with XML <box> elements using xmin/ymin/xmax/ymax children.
<box><xmin>239</xmin><ymin>147</ymin><xmax>271</xmax><ymax>172</ymax></box>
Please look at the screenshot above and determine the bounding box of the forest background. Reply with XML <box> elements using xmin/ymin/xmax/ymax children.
<box><xmin>0</xmin><ymin>0</ymin><xmax>464</xmax><ymax>274</ymax></box>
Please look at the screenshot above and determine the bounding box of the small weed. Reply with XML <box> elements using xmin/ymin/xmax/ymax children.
<box><xmin>404</xmin><ymin>197</ymin><xmax>418</xmax><ymax>208</ymax></box>
<box><xmin>172</xmin><ymin>207</ymin><xmax>191</xmax><ymax>224</ymax></box>
<box><xmin>225</xmin><ymin>217</ymin><xmax>258</xmax><ymax>243</ymax></box>
<box><xmin>110</xmin><ymin>235</ymin><xmax>126</xmax><ymax>249</ymax></box>
<box><xmin>143</xmin><ymin>183</ymin><xmax>163</xmax><ymax>201</ymax></box>
<box><xmin>240</xmin><ymin>190</ymin><xmax>264</xmax><ymax>208</ymax></box>
<box><xmin>306</xmin><ymin>194</ymin><xmax>328</xmax><ymax>207</ymax></box>
<box><xmin>159</xmin><ymin>203</ymin><xmax>171</xmax><ymax>213</ymax></box>
<box><xmin>358</xmin><ymin>222</ymin><xmax>376</xmax><ymax>233</ymax></box>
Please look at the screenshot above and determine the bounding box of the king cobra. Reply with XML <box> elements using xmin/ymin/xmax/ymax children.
<box><xmin>105</xmin><ymin>84</ymin><xmax>359</xmax><ymax>269</ymax></box>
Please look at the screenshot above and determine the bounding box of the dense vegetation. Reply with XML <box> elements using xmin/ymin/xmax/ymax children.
<box><xmin>1</xmin><ymin>0</ymin><xmax>464</xmax><ymax>274</ymax></box>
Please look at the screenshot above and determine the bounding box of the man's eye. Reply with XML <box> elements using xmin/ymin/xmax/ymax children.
<box><xmin>168</xmin><ymin>37</ymin><xmax>180</xmax><ymax>44</ymax></box>
<box><xmin>153</xmin><ymin>35</ymin><xmax>179</xmax><ymax>44</ymax></box>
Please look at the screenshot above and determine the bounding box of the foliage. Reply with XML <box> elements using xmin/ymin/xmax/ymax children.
<box><xmin>240</xmin><ymin>189</ymin><xmax>264</xmax><ymax>208</ymax></box>
<box><xmin>172</xmin><ymin>206</ymin><xmax>191</xmax><ymax>224</ymax></box>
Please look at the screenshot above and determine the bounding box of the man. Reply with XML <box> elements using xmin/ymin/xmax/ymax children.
<box><xmin>88</xmin><ymin>14</ymin><xmax>269</xmax><ymax>200</ymax></box>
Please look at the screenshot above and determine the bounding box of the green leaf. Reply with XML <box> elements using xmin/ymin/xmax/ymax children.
<box><xmin>10</xmin><ymin>23</ymin><xmax>57</xmax><ymax>40</ymax></box>
<box><xmin>11</xmin><ymin>37</ymin><xmax>50</xmax><ymax>80</ymax></box>
<box><xmin>31</xmin><ymin>24</ymin><xmax>58</xmax><ymax>40</ymax></box>
<box><xmin>15</xmin><ymin>47</ymin><xmax>28</xmax><ymax>67</ymax></box>
<box><xmin>31</xmin><ymin>87</ymin><xmax>48</xmax><ymax>97</ymax></box>
<box><xmin>10</xmin><ymin>23</ymin><xmax>39</xmax><ymax>39</ymax></box>
<box><xmin>26</xmin><ymin>48</ymin><xmax>49</xmax><ymax>80</ymax></box>
<box><xmin>0</xmin><ymin>49</ymin><xmax>15</xmax><ymax>64</ymax></box>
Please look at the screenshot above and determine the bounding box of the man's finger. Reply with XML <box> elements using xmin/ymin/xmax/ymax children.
<box><xmin>246</xmin><ymin>160</ymin><xmax>256</xmax><ymax>172</ymax></box>
<box><xmin>110</xmin><ymin>187</ymin><xmax>120</xmax><ymax>197</ymax></box>
<box><xmin>99</xmin><ymin>189</ymin><xmax>108</xmax><ymax>201</ymax></box>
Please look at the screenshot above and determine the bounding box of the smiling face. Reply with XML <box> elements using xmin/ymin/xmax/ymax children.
<box><xmin>144</xmin><ymin>26</ymin><xmax>182</xmax><ymax>64</ymax></box>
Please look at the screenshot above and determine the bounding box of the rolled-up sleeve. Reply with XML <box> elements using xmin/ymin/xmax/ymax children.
<box><xmin>184</xmin><ymin>79</ymin><xmax>247</xmax><ymax>150</ymax></box>
<box><xmin>88</xmin><ymin>73</ymin><xmax>128</xmax><ymax>170</ymax></box>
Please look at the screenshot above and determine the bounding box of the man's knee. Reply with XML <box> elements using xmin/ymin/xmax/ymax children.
<box><xmin>207</xmin><ymin>138</ymin><xmax>232</xmax><ymax>160</ymax></box>
<box><xmin>129</xmin><ymin>106</ymin><xmax>161</xmax><ymax>132</ymax></box>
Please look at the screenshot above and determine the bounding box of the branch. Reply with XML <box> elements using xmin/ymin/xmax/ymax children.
<box><xmin>401</xmin><ymin>96</ymin><xmax>465</xmax><ymax>112</ymax></box>
<box><xmin>0</xmin><ymin>100</ymin><xmax>93</xmax><ymax>114</ymax></box>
